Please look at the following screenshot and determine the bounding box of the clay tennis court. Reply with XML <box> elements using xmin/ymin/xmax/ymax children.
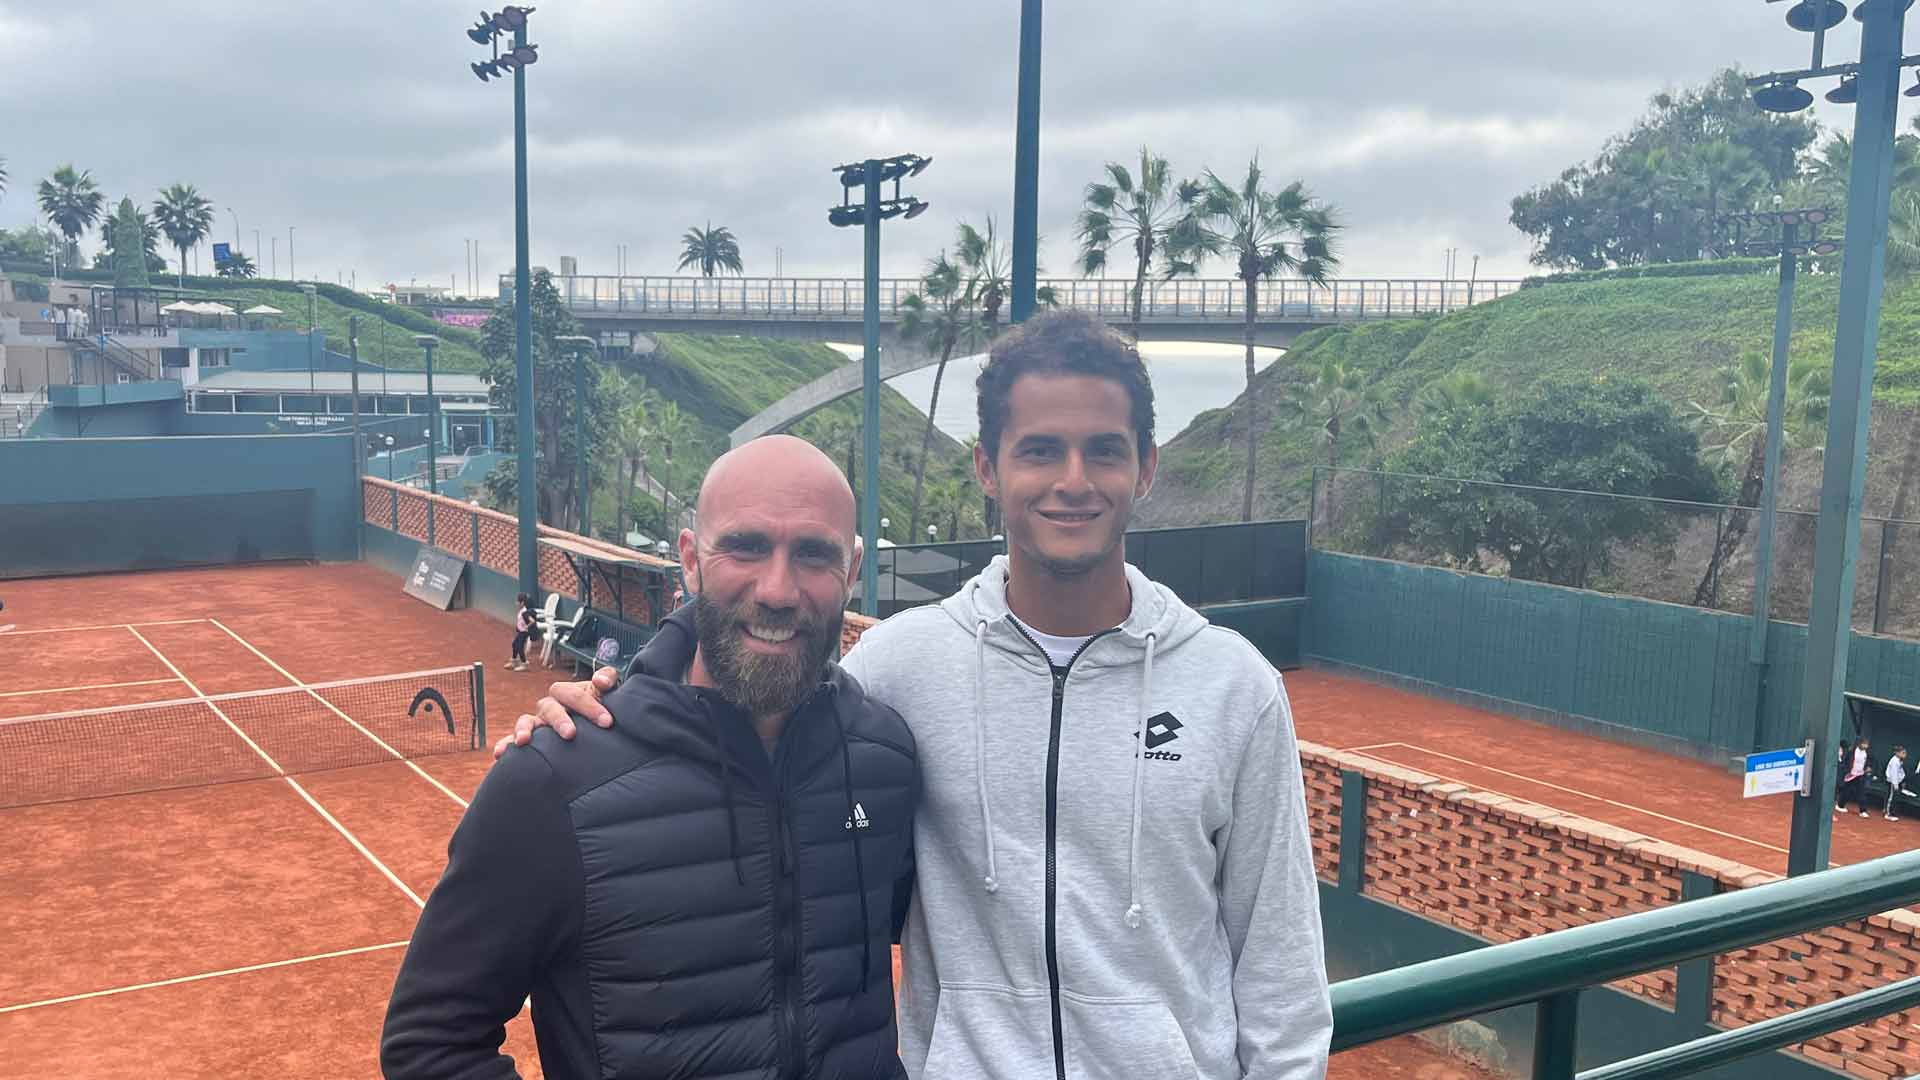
<box><xmin>0</xmin><ymin>562</ymin><xmax>569</xmax><ymax>1079</ymax></box>
<box><xmin>6</xmin><ymin>561</ymin><xmax>1826</xmax><ymax>1079</ymax></box>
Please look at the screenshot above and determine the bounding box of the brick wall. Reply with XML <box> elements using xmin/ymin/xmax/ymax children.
<box><xmin>1306</xmin><ymin>741</ymin><xmax>1920</xmax><ymax>1079</ymax></box>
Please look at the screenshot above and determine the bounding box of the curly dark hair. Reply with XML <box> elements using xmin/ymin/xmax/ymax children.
<box><xmin>975</xmin><ymin>309</ymin><xmax>1155</xmax><ymax>462</ymax></box>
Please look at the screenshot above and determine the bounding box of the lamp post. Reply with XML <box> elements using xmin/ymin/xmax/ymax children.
<box><xmin>828</xmin><ymin>153</ymin><xmax>932</xmax><ymax>615</ymax></box>
<box><xmin>416</xmin><ymin>334</ymin><xmax>440</xmax><ymax>549</ymax></box>
<box><xmin>1747</xmin><ymin>0</ymin><xmax>1917</xmax><ymax>876</ymax></box>
<box><xmin>226</xmin><ymin>208</ymin><xmax>239</xmax><ymax>258</ymax></box>
<box><xmin>298</xmin><ymin>283</ymin><xmax>318</xmax><ymax>411</ymax></box>
<box><xmin>384</xmin><ymin>434</ymin><xmax>396</xmax><ymax>482</ymax></box>
<box><xmin>1011</xmin><ymin>0</ymin><xmax>1043</xmax><ymax>323</ymax></box>
<box><xmin>465</xmin><ymin>5</ymin><xmax>542</xmax><ymax>596</ymax></box>
<box><xmin>557</xmin><ymin>334</ymin><xmax>597</xmax><ymax>537</ymax></box>
<box><xmin>349</xmin><ymin>315</ymin><xmax>363</xmax><ymax>479</ymax></box>
<box><xmin>289</xmin><ymin>226</ymin><xmax>296</xmax><ymax>282</ymax></box>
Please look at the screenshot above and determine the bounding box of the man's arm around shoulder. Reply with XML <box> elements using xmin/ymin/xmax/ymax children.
<box><xmin>381</xmin><ymin>742</ymin><xmax>581</xmax><ymax>1079</ymax></box>
<box><xmin>1220</xmin><ymin>681</ymin><xmax>1332</xmax><ymax>1079</ymax></box>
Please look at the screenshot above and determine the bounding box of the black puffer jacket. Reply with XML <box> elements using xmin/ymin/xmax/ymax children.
<box><xmin>381</xmin><ymin>608</ymin><xmax>919</xmax><ymax>1079</ymax></box>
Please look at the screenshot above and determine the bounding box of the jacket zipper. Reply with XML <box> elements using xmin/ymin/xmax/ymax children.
<box><xmin>770</xmin><ymin>701</ymin><xmax>811</xmax><ymax>1080</ymax></box>
<box><xmin>1008</xmin><ymin>620</ymin><xmax>1117</xmax><ymax>1080</ymax></box>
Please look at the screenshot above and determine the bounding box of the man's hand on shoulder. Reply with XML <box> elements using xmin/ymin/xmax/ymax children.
<box><xmin>491</xmin><ymin>666</ymin><xmax>621</xmax><ymax>759</ymax></box>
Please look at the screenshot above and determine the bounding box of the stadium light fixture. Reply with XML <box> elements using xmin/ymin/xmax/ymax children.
<box><xmin>1785</xmin><ymin>0</ymin><xmax>1849</xmax><ymax>30</ymax></box>
<box><xmin>1754</xmin><ymin>79</ymin><xmax>1816</xmax><ymax>112</ymax></box>
<box><xmin>827</xmin><ymin>152</ymin><xmax>930</xmax><ymax>614</ymax></box>
<box><xmin>1827</xmin><ymin>74</ymin><xmax>1861</xmax><ymax>102</ymax></box>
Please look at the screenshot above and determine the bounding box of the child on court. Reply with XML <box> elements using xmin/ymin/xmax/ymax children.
<box><xmin>511</xmin><ymin>593</ymin><xmax>537</xmax><ymax>672</ymax></box>
<box><xmin>1886</xmin><ymin>746</ymin><xmax>1914</xmax><ymax>821</ymax></box>
<box><xmin>1837</xmin><ymin>737</ymin><xmax>1873</xmax><ymax>818</ymax></box>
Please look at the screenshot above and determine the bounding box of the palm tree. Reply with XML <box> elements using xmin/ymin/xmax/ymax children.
<box><xmin>928</xmin><ymin>475</ymin><xmax>975</xmax><ymax>542</ymax></box>
<box><xmin>650</xmin><ymin>399</ymin><xmax>694</xmax><ymax>496</ymax></box>
<box><xmin>97</xmin><ymin>198</ymin><xmax>163</xmax><ymax>274</ymax></box>
<box><xmin>152</xmin><ymin>184</ymin><xmax>215</xmax><ymax>290</ymax></box>
<box><xmin>1173</xmin><ymin>158</ymin><xmax>1339</xmax><ymax>521</ymax></box>
<box><xmin>1688</xmin><ymin>349</ymin><xmax>1830</xmax><ymax>607</ymax></box>
<box><xmin>677</xmin><ymin>221</ymin><xmax>744</xmax><ymax>277</ymax></box>
<box><xmin>900</xmin><ymin>248</ymin><xmax>980</xmax><ymax>539</ymax></box>
<box><xmin>36</xmin><ymin>164</ymin><xmax>105</xmax><ymax>275</ymax></box>
<box><xmin>0</xmin><ymin>156</ymin><xmax>8</xmax><ymax>200</ymax></box>
<box><xmin>1888</xmin><ymin>189</ymin><xmax>1920</xmax><ymax>276</ymax></box>
<box><xmin>1415</xmin><ymin>372</ymin><xmax>1496</xmax><ymax>420</ymax></box>
<box><xmin>1076</xmin><ymin>147</ymin><xmax>1199</xmax><ymax>339</ymax></box>
<box><xmin>1280</xmin><ymin>358</ymin><xmax>1391</xmax><ymax>530</ymax></box>
<box><xmin>1681</xmin><ymin>141</ymin><xmax>1764</xmax><ymax>250</ymax></box>
<box><xmin>613</xmin><ymin>379</ymin><xmax>655</xmax><ymax>539</ymax></box>
<box><xmin>216</xmin><ymin>252</ymin><xmax>258</xmax><ymax>279</ymax></box>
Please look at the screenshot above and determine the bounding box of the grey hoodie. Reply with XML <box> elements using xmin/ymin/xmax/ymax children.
<box><xmin>841</xmin><ymin>557</ymin><xmax>1330</xmax><ymax>1080</ymax></box>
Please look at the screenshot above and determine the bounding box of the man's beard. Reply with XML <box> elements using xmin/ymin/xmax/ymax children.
<box><xmin>692</xmin><ymin>592</ymin><xmax>843</xmax><ymax>716</ymax></box>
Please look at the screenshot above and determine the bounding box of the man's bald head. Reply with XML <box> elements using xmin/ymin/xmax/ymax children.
<box><xmin>696</xmin><ymin>435</ymin><xmax>856</xmax><ymax>542</ymax></box>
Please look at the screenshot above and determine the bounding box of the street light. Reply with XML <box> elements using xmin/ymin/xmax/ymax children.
<box><xmin>1012</xmin><ymin>0</ymin><xmax>1043</xmax><ymax>323</ymax></box>
<box><xmin>464</xmin><ymin>5</ymin><xmax>542</xmax><ymax>597</ymax></box>
<box><xmin>928</xmin><ymin>524</ymin><xmax>938</xmax><ymax>543</ymax></box>
<box><xmin>557</xmin><ymin>334</ymin><xmax>597</xmax><ymax>537</ymax></box>
<box><xmin>1747</xmin><ymin>0</ymin><xmax>1914</xmax><ymax>877</ymax></box>
<box><xmin>416</xmin><ymin>334</ymin><xmax>441</xmax><ymax>549</ymax></box>
<box><xmin>828</xmin><ymin>152</ymin><xmax>931</xmax><ymax>615</ymax></box>
<box><xmin>298</xmin><ymin>283</ymin><xmax>318</xmax><ymax>410</ymax></box>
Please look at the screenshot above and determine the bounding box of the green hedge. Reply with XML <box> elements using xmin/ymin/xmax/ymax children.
<box><xmin>1520</xmin><ymin>257</ymin><xmax>1778</xmax><ymax>288</ymax></box>
<box><xmin>6</xmin><ymin>271</ymin><xmax>50</xmax><ymax>301</ymax></box>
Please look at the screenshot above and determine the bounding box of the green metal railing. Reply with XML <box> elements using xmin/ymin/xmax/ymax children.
<box><xmin>1331</xmin><ymin>846</ymin><xmax>1920</xmax><ymax>1078</ymax></box>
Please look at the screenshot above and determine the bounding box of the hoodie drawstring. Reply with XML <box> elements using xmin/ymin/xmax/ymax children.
<box><xmin>833</xmin><ymin>707</ymin><xmax>873</xmax><ymax>992</ymax></box>
<box><xmin>973</xmin><ymin>617</ymin><xmax>1000</xmax><ymax>895</ymax></box>
<box><xmin>1124</xmin><ymin>632</ymin><xmax>1158</xmax><ymax>929</ymax></box>
<box><xmin>698</xmin><ymin>699</ymin><xmax>746</xmax><ymax>887</ymax></box>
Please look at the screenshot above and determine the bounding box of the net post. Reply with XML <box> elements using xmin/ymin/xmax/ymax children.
<box><xmin>471</xmin><ymin>662</ymin><xmax>486</xmax><ymax>748</ymax></box>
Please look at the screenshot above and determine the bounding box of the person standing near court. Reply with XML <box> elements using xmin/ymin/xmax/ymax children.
<box><xmin>381</xmin><ymin>436</ymin><xmax>919</xmax><ymax>1079</ymax></box>
<box><xmin>1837</xmin><ymin>737</ymin><xmax>1873</xmax><ymax>818</ymax></box>
<box><xmin>1884</xmin><ymin>745</ymin><xmax>1913</xmax><ymax>821</ymax></box>
<box><xmin>510</xmin><ymin>593</ymin><xmax>536</xmax><ymax>672</ymax></box>
<box><xmin>513</xmin><ymin>312</ymin><xmax>1332</xmax><ymax>1079</ymax></box>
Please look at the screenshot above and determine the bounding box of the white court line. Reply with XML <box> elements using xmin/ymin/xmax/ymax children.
<box><xmin>0</xmin><ymin>940</ymin><xmax>409</xmax><ymax>1014</ymax></box>
<box><xmin>0</xmin><ymin>618</ymin><xmax>207</xmax><ymax>637</ymax></box>
<box><xmin>123</xmin><ymin>626</ymin><xmax>424</xmax><ymax>907</ymax></box>
<box><xmin>207</xmin><ymin>618</ymin><xmax>470</xmax><ymax>810</ymax></box>
<box><xmin>1339</xmin><ymin>741</ymin><xmax>1405</xmax><ymax>752</ymax></box>
<box><xmin>0</xmin><ymin>677</ymin><xmax>180</xmax><ymax>700</ymax></box>
<box><xmin>1349</xmin><ymin>741</ymin><xmax>1791</xmax><ymax>858</ymax></box>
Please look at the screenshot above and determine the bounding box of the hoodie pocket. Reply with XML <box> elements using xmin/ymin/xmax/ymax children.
<box><xmin>1060</xmin><ymin>990</ymin><xmax>1200</xmax><ymax>1080</ymax></box>
<box><xmin>922</xmin><ymin>984</ymin><xmax>1200</xmax><ymax>1080</ymax></box>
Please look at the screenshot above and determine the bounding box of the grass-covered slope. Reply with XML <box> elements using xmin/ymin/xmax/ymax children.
<box><xmin>1145</xmin><ymin>269</ymin><xmax>1920</xmax><ymax>526</ymax></box>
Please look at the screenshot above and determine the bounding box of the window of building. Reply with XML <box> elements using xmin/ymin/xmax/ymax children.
<box><xmin>161</xmin><ymin>348</ymin><xmax>190</xmax><ymax>369</ymax></box>
<box><xmin>191</xmin><ymin>393</ymin><xmax>235</xmax><ymax>413</ymax></box>
<box><xmin>199</xmin><ymin>348</ymin><xmax>230</xmax><ymax>368</ymax></box>
<box><xmin>281</xmin><ymin>394</ymin><xmax>326</xmax><ymax>414</ymax></box>
<box><xmin>233</xmin><ymin>394</ymin><xmax>279</xmax><ymax>413</ymax></box>
<box><xmin>378</xmin><ymin>396</ymin><xmax>408</xmax><ymax>415</ymax></box>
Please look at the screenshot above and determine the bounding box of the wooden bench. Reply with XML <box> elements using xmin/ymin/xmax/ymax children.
<box><xmin>554</xmin><ymin>609</ymin><xmax>657</xmax><ymax>678</ymax></box>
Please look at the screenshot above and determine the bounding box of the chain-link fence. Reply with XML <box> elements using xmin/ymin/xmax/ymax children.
<box><xmin>855</xmin><ymin>520</ymin><xmax>1309</xmax><ymax>618</ymax></box>
<box><xmin>1313</xmin><ymin>467</ymin><xmax>1920</xmax><ymax>638</ymax></box>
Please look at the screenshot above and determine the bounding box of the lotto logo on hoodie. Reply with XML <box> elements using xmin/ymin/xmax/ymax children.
<box><xmin>1134</xmin><ymin>711</ymin><xmax>1184</xmax><ymax>761</ymax></box>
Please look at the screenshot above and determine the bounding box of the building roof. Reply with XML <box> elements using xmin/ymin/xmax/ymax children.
<box><xmin>192</xmin><ymin>370</ymin><xmax>492</xmax><ymax>396</ymax></box>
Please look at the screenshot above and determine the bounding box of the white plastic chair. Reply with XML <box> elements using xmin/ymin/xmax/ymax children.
<box><xmin>538</xmin><ymin>593</ymin><xmax>584</xmax><ymax>668</ymax></box>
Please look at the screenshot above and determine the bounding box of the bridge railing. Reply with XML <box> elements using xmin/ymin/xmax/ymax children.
<box><xmin>505</xmin><ymin>274</ymin><xmax>1521</xmax><ymax>322</ymax></box>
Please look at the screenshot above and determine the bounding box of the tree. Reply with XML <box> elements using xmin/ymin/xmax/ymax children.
<box><xmin>650</xmin><ymin>398</ymin><xmax>694</xmax><ymax>497</ymax></box>
<box><xmin>36</xmin><ymin>164</ymin><xmax>105</xmax><ymax>273</ymax></box>
<box><xmin>1173</xmin><ymin>159</ymin><xmax>1339</xmax><ymax>521</ymax></box>
<box><xmin>97</xmin><ymin>198</ymin><xmax>164</xmax><ymax>275</ymax></box>
<box><xmin>106</xmin><ymin>198</ymin><xmax>152</xmax><ymax>288</ymax></box>
<box><xmin>216</xmin><ymin>252</ymin><xmax>258</xmax><ymax>278</ymax></box>
<box><xmin>1510</xmin><ymin>69</ymin><xmax>1816</xmax><ymax>268</ymax></box>
<box><xmin>1076</xmin><ymin>147</ymin><xmax>1199</xmax><ymax>338</ymax></box>
<box><xmin>1687</xmin><ymin>349</ymin><xmax>1830</xmax><ymax>606</ymax></box>
<box><xmin>152</xmin><ymin>184</ymin><xmax>214</xmax><ymax>290</ymax></box>
<box><xmin>611</xmin><ymin>375</ymin><xmax>656</xmax><ymax>540</ymax></box>
<box><xmin>900</xmin><ymin>227</ymin><xmax>991</xmax><ymax>540</ymax></box>
<box><xmin>1383</xmin><ymin>377</ymin><xmax>1719</xmax><ymax>588</ymax></box>
<box><xmin>0</xmin><ymin>225</ymin><xmax>51</xmax><ymax>266</ymax></box>
<box><xmin>0</xmin><ymin>156</ymin><xmax>8</xmax><ymax>200</ymax></box>
<box><xmin>677</xmin><ymin>221</ymin><xmax>743</xmax><ymax>277</ymax></box>
<box><xmin>478</xmin><ymin>269</ymin><xmax>617</xmax><ymax>528</ymax></box>
<box><xmin>1279</xmin><ymin>358</ymin><xmax>1389</xmax><ymax>531</ymax></box>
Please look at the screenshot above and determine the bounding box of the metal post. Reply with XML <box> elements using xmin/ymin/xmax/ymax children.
<box><xmin>1338</xmin><ymin>770</ymin><xmax>1368</xmax><ymax>893</ymax></box>
<box><xmin>576</xmin><ymin>346</ymin><xmax>589</xmax><ymax>535</ymax></box>
<box><xmin>422</xmin><ymin>337</ymin><xmax>439</xmax><ymax>550</ymax></box>
<box><xmin>1788</xmin><ymin>0</ymin><xmax>1905</xmax><ymax>878</ymax></box>
<box><xmin>512</xmin><ymin>20</ymin><xmax>539</xmax><ymax>599</ymax></box>
<box><xmin>1751</xmin><ymin>226</ymin><xmax>1797</xmax><ymax>663</ymax></box>
<box><xmin>861</xmin><ymin>162</ymin><xmax>883</xmax><ymax>616</ymax></box>
<box><xmin>1675</xmin><ymin>871</ymin><xmax>1719</xmax><ymax>1033</ymax></box>
<box><xmin>349</xmin><ymin>315</ymin><xmax>363</xmax><ymax>480</ymax></box>
<box><xmin>1010</xmin><ymin>0</ymin><xmax>1043</xmax><ymax>323</ymax></box>
<box><xmin>1874</xmin><ymin>520</ymin><xmax>1894</xmax><ymax>635</ymax></box>
<box><xmin>1533</xmin><ymin>990</ymin><xmax>1581</xmax><ymax>1080</ymax></box>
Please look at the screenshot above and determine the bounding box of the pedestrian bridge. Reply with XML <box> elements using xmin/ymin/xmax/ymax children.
<box><xmin>505</xmin><ymin>273</ymin><xmax>1522</xmax><ymax>444</ymax></box>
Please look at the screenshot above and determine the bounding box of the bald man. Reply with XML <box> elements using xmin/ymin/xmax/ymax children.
<box><xmin>382</xmin><ymin>436</ymin><xmax>921</xmax><ymax>1080</ymax></box>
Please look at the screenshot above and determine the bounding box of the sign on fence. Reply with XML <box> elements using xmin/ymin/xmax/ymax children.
<box><xmin>403</xmin><ymin>545</ymin><xmax>469</xmax><ymax>611</ymax></box>
<box><xmin>1744</xmin><ymin>742</ymin><xmax>1812</xmax><ymax>799</ymax></box>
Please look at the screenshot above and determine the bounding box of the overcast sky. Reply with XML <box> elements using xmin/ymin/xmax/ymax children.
<box><xmin>4</xmin><ymin>2</ymin><xmax>1911</xmax><ymax>295</ymax></box>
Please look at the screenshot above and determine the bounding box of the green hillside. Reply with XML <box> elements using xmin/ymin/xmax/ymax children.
<box><xmin>633</xmin><ymin>332</ymin><xmax>970</xmax><ymax>536</ymax></box>
<box><xmin>1144</xmin><ymin>266</ymin><xmax>1920</xmax><ymax>526</ymax></box>
<box><xmin>7</xmin><ymin>267</ymin><xmax>484</xmax><ymax>371</ymax></box>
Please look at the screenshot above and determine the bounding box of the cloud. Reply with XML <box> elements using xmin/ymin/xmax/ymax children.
<box><xmin>0</xmin><ymin>0</ymin><xmax>1898</xmax><ymax>290</ymax></box>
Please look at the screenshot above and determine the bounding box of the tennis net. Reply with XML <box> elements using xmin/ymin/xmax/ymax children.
<box><xmin>0</xmin><ymin>664</ymin><xmax>485</xmax><ymax>809</ymax></box>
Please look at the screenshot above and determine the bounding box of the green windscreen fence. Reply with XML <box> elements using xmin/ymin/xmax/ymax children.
<box><xmin>1307</xmin><ymin>551</ymin><xmax>1920</xmax><ymax>757</ymax></box>
<box><xmin>3</xmin><ymin>490</ymin><xmax>319</xmax><ymax>578</ymax></box>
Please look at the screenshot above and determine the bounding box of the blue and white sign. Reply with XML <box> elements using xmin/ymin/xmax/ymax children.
<box><xmin>1744</xmin><ymin>744</ymin><xmax>1809</xmax><ymax>799</ymax></box>
<box><xmin>212</xmin><ymin>242</ymin><xmax>232</xmax><ymax>266</ymax></box>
